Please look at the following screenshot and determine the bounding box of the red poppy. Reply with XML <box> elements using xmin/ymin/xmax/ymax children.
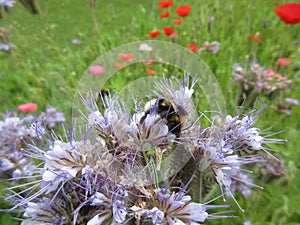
<box><xmin>18</xmin><ymin>103</ymin><xmax>38</xmax><ymax>112</ymax></box>
<box><xmin>143</xmin><ymin>57</ymin><xmax>155</xmax><ymax>66</ymax></box>
<box><xmin>158</xmin><ymin>1</ymin><xmax>174</xmax><ymax>8</ymax></box>
<box><xmin>119</xmin><ymin>53</ymin><xmax>134</xmax><ymax>61</ymax></box>
<box><xmin>173</xmin><ymin>19</ymin><xmax>183</xmax><ymax>25</ymax></box>
<box><xmin>89</xmin><ymin>65</ymin><xmax>105</xmax><ymax>76</ymax></box>
<box><xmin>274</xmin><ymin>1</ymin><xmax>281</xmax><ymax>6</ymax></box>
<box><xmin>278</xmin><ymin>58</ymin><xmax>291</xmax><ymax>67</ymax></box>
<box><xmin>249</xmin><ymin>35</ymin><xmax>263</xmax><ymax>43</ymax></box>
<box><xmin>148</xmin><ymin>30</ymin><xmax>161</xmax><ymax>38</ymax></box>
<box><xmin>115</xmin><ymin>62</ymin><xmax>126</xmax><ymax>68</ymax></box>
<box><xmin>275</xmin><ymin>3</ymin><xmax>300</xmax><ymax>24</ymax></box>
<box><xmin>163</xmin><ymin>27</ymin><xmax>175</xmax><ymax>36</ymax></box>
<box><xmin>187</xmin><ymin>44</ymin><xmax>198</xmax><ymax>52</ymax></box>
<box><xmin>160</xmin><ymin>11</ymin><xmax>171</xmax><ymax>18</ymax></box>
<box><xmin>146</xmin><ymin>69</ymin><xmax>156</xmax><ymax>75</ymax></box>
<box><xmin>175</xmin><ymin>5</ymin><xmax>191</xmax><ymax>17</ymax></box>
<box><xmin>266</xmin><ymin>69</ymin><xmax>282</xmax><ymax>78</ymax></box>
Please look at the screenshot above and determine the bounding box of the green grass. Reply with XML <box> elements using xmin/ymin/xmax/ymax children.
<box><xmin>1</xmin><ymin>0</ymin><xmax>300</xmax><ymax>224</ymax></box>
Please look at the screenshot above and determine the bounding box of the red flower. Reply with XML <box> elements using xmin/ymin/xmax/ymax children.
<box><xmin>18</xmin><ymin>103</ymin><xmax>38</xmax><ymax>112</ymax></box>
<box><xmin>119</xmin><ymin>53</ymin><xmax>134</xmax><ymax>61</ymax></box>
<box><xmin>89</xmin><ymin>65</ymin><xmax>105</xmax><ymax>76</ymax></box>
<box><xmin>148</xmin><ymin>30</ymin><xmax>161</xmax><ymax>38</ymax></box>
<box><xmin>175</xmin><ymin>5</ymin><xmax>191</xmax><ymax>17</ymax></box>
<box><xmin>163</xmin><ymin>27</ymin><xmax>175</xmax><ymax>36</ymax></box>
<box><xmin>173</xmin><ymin>19</ymin><xmax>183</xmax><ymax>25</ymax></box>
<box><xmin>249</xmin><ymin>35</ymin><xmax>263</xmax><ymax>43</ymax></box>
<box><xmin>266</xmin><ymin>69</ymin><xmax>282</xmax><ymax>78</ymax></box>
<box><xmin>158</xmin><ymin>1</ymin><xmax>174</xmax><ymax>8</ymax></box>
<box><xmin>115</xmin><ymin>62</ymin><xmax>126</xmax><ymax>68</ymax></box>
<box><xmin>146</xmin><ymin>69</ymin><xmax>156</xmax><ymax>75</ymax></box>
<box><xmin>275</xmin><ymin>3</ymin><xmax>300</xmax><ymax>24</ymax></box>
<box><xmin>278</xmin><ymin>58</ymin><xmax>291</xmax><ymax>67</ymax></box>
<box><xmin>187</xmin><ymin>44</ymin><xmax>198</xmax><ymax>52</ymax></box>
<box><xmin>160</xmin><ymin>12</ymin><xmax>171</xmax><ymax>18</ymax></box>
<box><xmin>143</xmin><ymin>57</ymin><xmax>155</xmax><ymax>66</ymax></box>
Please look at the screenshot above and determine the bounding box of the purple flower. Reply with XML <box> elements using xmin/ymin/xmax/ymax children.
<box><xmin>0</xmin><ymin>43</ymin><xmax>14</xmax><ymax>51</ymax></box>
<box><xmin>0</xmin><ymin>0</ymin><xmax>15</xmax><ymax>8</ymax></box>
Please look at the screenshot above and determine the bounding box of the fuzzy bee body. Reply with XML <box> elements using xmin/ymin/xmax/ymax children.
<box><xmin>98</xmin><ymin>88</ymin><xmax>110</xmax><ymax>99</ymax></box>
<box><xmin>142</xmin><ymin>98</ymin><xmax>185</xmax><ymax>137</ymax></box>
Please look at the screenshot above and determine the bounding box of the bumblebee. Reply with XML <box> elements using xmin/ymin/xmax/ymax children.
<box><xmin>94</xmin><ymin>88</ymin><xmax>111</xmax><ymax>109</ymax></box>
<box><xmin>142</xmin><ymin>98</ymin><xmax>187</xmax><ymax>137</ymax></box>
<box><xmin>98</xmin><ymin>88</ymin><xmax>110</xmax><ymax>99</ymax></box>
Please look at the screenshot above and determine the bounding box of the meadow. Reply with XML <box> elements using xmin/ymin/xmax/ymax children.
<box><xmin>0</xmin><ymin>0</ymin><xmax>300</xmax><ymax>224</ymax></box>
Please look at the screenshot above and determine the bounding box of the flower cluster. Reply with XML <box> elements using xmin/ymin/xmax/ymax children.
<box><xmin>0</xmin><ymin>113</ymin><xmax>37</xmax><ymax>180</ymax></box>
<box><xmin>0</xmin><ymin>0</ymin><xmax>15</xmax><ymax>18</ymax></box>
<box><xmin>0</xmin><ymin>108</ymin><xmax>65</xmax><ymax>181</ymax></box>
<box><xmin>197</xmin><ymin>111</ymin><xmax>284</xmax><ymax>208</ymax></box>
<box><xmin>0</xmin><ymin>42</ymin><xmax>14</xmax><ymax>51</ymax></box>
<box><xmin>233</xmin><ymin>62</ymin><xmax>294</xmax><ymax>108</ymax></box>
<box><xmin>1</xmin><ymin>0</ymin><xmax>37</xmax><ymax>21</ymax></box>
<box><xmin>148</xmin><ymin>1</ymin><xmax>192</xmax><ymax>40</ymax></box>
<box><xmin>38</xmin><ymin>107</ymin><xmax>66</xmax><ymax>129</ymax></box>
<box><xmin>275</xmin><ymin>97</ymin><xmax>299</xmax><ymax>115</ymax></box>
<box><xmin>147</xmin><ymin>1</ymin><xmax>222</xmax><ymax>55</ymax></box>
<box><xmin>4</xmin><ymin>76</ymin><xmax>284</xmax><ymax>224</ymax></box>
<box><xmin>0</xmin><ymin>27</ymin><xmax>14</xmax><ymax>52</ymax></box>
<box><xmin>198</xmin><ymin>41</ymin><xmax>221</xmax><ymax>55</ymax></box>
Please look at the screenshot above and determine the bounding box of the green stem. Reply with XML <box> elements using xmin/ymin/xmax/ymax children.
<box><xmin>197</xmin><ymin>171</ymin><xmax>203</xmax><ymax>202</ymax></box>
<box><xmin>203</xmin><ymin>184</ymin><xmax>219</xmax><ymax>203</ymax></box>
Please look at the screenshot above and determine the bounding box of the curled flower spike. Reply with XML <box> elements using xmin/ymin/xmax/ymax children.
<box><xmin>140</xmin><ymin>188</ymin><xmax>232</xmax><ymax>224</ymax></box>
<box><xmin>233</xmin><ymin>62</ymin><xmax>294</xmax><ymax>107</ymax></box>
<box><xmin>0</xmin><ymin>114</ymin><xmax>37</xmax><ymax>180</ymax></box>
<box><xmin>21</xmin><ymin>198</ymin><xmax>66</xmax><ymax>225</ymax></box>
<box><xmin>276</xmin><ymin>97</ymin><xmax>299</xmax><ymax>115</ymax></box>
<box><xmin>198</xmin><ymin>41</ymin><xmax>220</xmax><ymax>55</ymax></box>
<box><xmin>196</xmin><ymin>107</ymin><xmax>285</xmax><ymax>210</ymax></box>
<box><xmin>0</xmin><ymin>108</ymin><xmax>65</xmax><ymax>182</ymax></box>
<box><xmin>39</xmin><ymin>107</ymin><xmax>65</xmax><ymax>129</ymax></box>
